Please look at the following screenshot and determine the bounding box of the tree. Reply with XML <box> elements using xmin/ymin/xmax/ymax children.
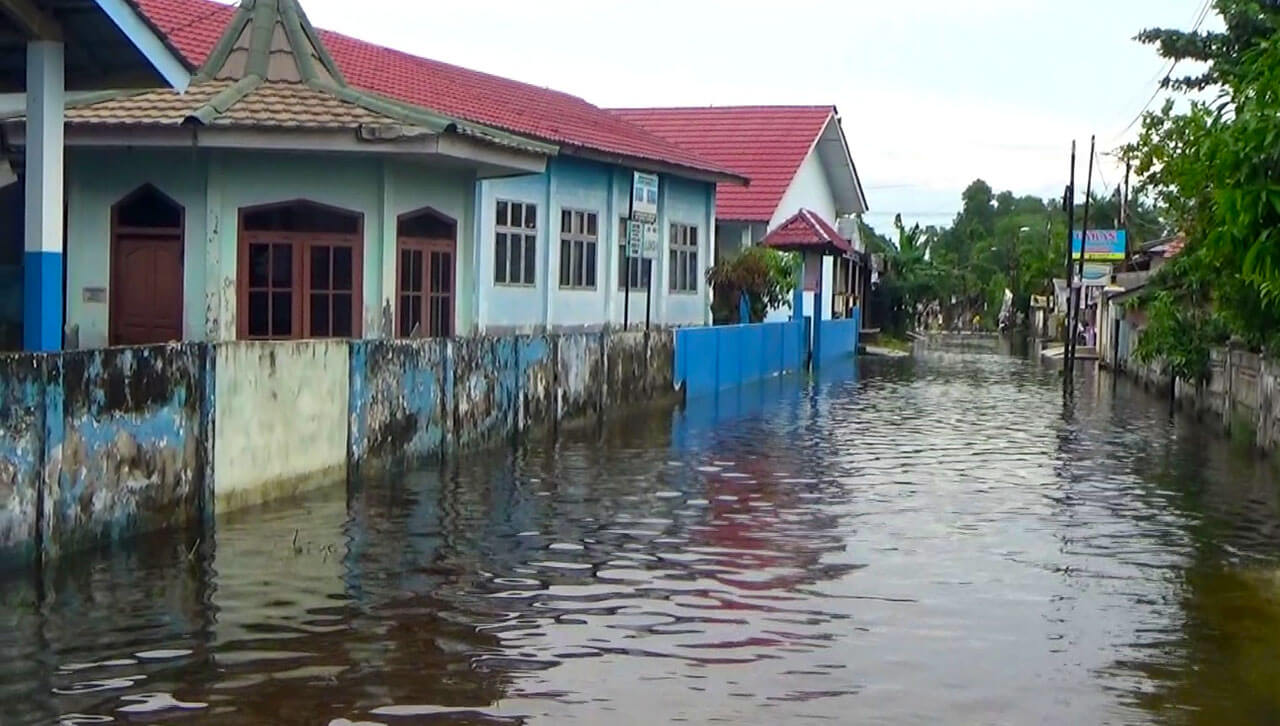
<box><xmin>706</xmin><ymin>246</ymin><xmax>798</xmax><ymax>324</ymax></box>
<box><xmin>1126</xmin><ymin>0</ymin><xmax>1280</xmax><ymax>357</ymax></box>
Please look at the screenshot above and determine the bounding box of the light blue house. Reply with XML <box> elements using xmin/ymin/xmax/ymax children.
<box><xmin>0</xmin><ymin>0</ymin><xmax>743</xmax><ymax>349</ymax></box>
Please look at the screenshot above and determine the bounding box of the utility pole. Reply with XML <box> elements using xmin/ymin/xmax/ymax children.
<box><xmin>1061</xmin><ymin>141</ymin><xmax>1077</xmax><ymax>396</ymax></box>
<box><xmin>1121</xmin><ymin>157</ymin><xmax>1132</xmax><ymax>269</ymax></box>
<box><xmin>1069</xmin><ymin>136</ymin><xmax>1097</xmax><ymax>382</ymax></box>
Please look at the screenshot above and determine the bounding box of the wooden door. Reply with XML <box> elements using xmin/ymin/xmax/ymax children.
<box><xmin>397</xmin><ymin>237</ymin><xmax>455</xmax><ymax>338</ymax></box>
<box><xmin>111</xmin><ymin>235</ymin><xmax>183</xmax><ymax>345</ymax></box>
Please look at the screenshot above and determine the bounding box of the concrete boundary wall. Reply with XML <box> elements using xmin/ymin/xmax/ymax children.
<box><xmin>1169</xmin><ymin>347</ymin><xmax>1280</xmax><ymax>452</ymax></box>
<box><xmin>0</xmin><ymin>345</ymin><xmax>210</xmax><ymax>570</ymax></box>
<box><xmin>0</xmin><ymin>329</ymin><xmax>679</xmax><ymax>572</ymax></box>
<box><xmin>1111</xmin><ymin>342</ymin><xmax>1280</xmax><ymax>454</ymax></box>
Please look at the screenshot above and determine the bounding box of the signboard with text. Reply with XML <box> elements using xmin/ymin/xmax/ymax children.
<box><xmin>631</xmin><ymin>171</ymin><xmax>659</xmax><ymax>223</ymax></box>
<box><xmin>626</xmin><ymin>220</ymin><xmax>643</xmax><ymax>257</ymax></box>
<box><xmin>1081</xmin><ymin>262</ymin><xmax>1112</xmax><ymax>287</ymax></box>
<box><xmin>641</xmin><ymin>223</ymin><xmax>659</xmax><ymax>259</ymax></box>
<box><xmin>1071</xmin><ymin>229</ymin><xmax>1127</xmax><ymax>261</ymax></box>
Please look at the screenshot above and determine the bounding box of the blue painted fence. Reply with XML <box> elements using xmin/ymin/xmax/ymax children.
<box><xmin>674</xmin><ymin>308</ymin><xmax>861</xmax><ymax>398</ymax></box>
<box><xmin>815</xmin><ymin>308</ymin><xmax>861</xmax><ymax>365</ymax></box>
<box><xmin>674</xmin><ymin>319</ymin><xmax>809</xmax><ymax>398</ymax></box>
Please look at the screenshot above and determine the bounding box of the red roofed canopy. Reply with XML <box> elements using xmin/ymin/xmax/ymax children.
<box><xmin>761</xmin><ymin>209</ymin><xmax>851</xmax><ymax>256</ymax></box>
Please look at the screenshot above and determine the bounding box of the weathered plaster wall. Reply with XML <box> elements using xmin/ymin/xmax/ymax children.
<box><xmin>211</xmin><ymin>151</ymin><xmax>384</xmax><ymax>340</ymax></box>
<box><xmin>349</xmin><ymin>339</ymin><xmax>450</xmax><ymax>465</ymax></box>
<box><xmin>66</xmin><ymin>148</ymin><xmax>209</xmax><ymax>347</ymax></box>
<box><xmin>517</xmin><ymin>335</ymin><xmax>555</xmax><ymax>431</ymax></box>
<box><xmin>0</xmin><ymin>354</ymin><xmax>46</xmax><ymax>568</ymax></box>
<box><xmin>556</xmin><ymin>332</ymin><xmax>604</xmax><ymax>421</ymax></box>
<box><xmin>213</xmin><ymin>341</ymin><xmax>349</xmax><ymax>512</ymax></box>
<box><xmin>53</xmin><ymin>345</ymin><xmax>207</xmax><ymax>557</ymax></box>
<box><xmin>604</xmin><ymin>330</ymin><xmax>675</xmax><ymax>409</ymax></box>
<box><xmin>1</xmin><ymin>329</ymin><xmax>681</xmax><ymax>572</ymax></box>
<box><xmin>452</xmin><ymin>336</ymin><xmax>519</xmax><ymax>449</ymax></box>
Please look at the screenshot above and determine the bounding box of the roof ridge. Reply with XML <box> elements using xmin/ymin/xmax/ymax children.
<box><xmin>611</xmin><ymin>105</ymin><xmax>835</xmax><ymax>113</ymax></box>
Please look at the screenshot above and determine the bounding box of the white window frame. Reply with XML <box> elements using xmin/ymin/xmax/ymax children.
<box><xmin>668</xmin><ymin>222</ymin><xmax>699</xmax><ymax>294</ymax></box>
<box><xmin>494</xmin><ymin>199</ymin><xmax>537</xmax><ymax>286</ymax></box>
<box><xmin>558</xmin><ymin>208</ymin><xmax>599</xmax><ymax>290</ymax></box>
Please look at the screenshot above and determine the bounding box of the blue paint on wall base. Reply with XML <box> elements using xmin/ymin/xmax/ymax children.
<box><xmin>22</xmin><ymin>250</ymin><xmax>61</xmax><ymax>352</ymax></box>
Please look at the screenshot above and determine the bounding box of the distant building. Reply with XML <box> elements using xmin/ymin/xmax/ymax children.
<box><xmin>611</xmin><ymin>106</ymin><xmax>870</xmax><ymax>323</ymax></box>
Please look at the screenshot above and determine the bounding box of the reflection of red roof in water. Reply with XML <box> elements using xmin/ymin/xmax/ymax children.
<box><xmin>694</xmin><ymin>459</ymin><xmax>818</xmax><ymax>594</ymax></box>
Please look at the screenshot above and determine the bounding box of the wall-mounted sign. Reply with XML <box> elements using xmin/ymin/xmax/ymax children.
<box><xmin>82</xmin><ymin>287</ymin><xmax>107</xmax><ymax>303</ymax></box>
<box><xmin>1081</xmin><ymin>262</ymin><xmax>1112</xmax><ymax>287</ymax></box>
<box><xmin>631</xmin><ymin>171</ymin><xmax>659</xmax><ymax>223</ymax></box>
<box><xmin>626</xmin><ymin>220</ymin><xmax>643</xmax><ymax>257</ymax></box>
<box><xmin>626</xmin><ymin>220</ymin><xmax>659</xmax><ymax>259</ymax></box>
<box><xmin>641</xmin><ymin>223</ymin><xmax>659</xmax><ymax>259</ymax></box>
<box><xmin>1072</xmin><ymin>229</ymin><xmax>1127</xmax><ymax>261</ymax></box>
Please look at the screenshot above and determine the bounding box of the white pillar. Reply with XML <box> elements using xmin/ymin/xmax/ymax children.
<box><xmin>23</xmin><ymin>40</ymin><xmax>65</xmax><ymax>351</ymax></box>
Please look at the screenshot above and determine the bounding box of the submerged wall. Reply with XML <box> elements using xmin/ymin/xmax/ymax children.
<box><xmin>214</xmin><ymin>342</ymin><xmax>350</xmax><ymax>511</ymax></box>
<box><xmin>674</xmin><ymin>319</ymin><xmax>810</xmax><ymax>398</ymax></box>
<box><xmin>0</xmin><ymin>345</ymin><xmax>210</xmax><ymax>569</ymax></box>
<box><xmin>0</xmin><ymin>327</ymin><xmax>729</xmax><ymax>573</ymax></box>
<box><xmin>1168</xmin><ymin>347</ymin><xmax>1280</xmax><ymax>453</ymax></box>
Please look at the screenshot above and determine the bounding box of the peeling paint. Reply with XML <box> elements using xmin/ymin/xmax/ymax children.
<box><xmin>0</xmin><ymin>329</ymin><xmax>680</xmax><ymax>573</ymax></box>
<box><xmin>349</xmin><ymin>340</ymin><xmax>449</xmax><ymax>466</ymax></box>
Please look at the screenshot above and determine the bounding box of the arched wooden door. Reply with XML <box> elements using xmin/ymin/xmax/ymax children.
<box><xmin>396</xmin><ymin>208</ymin><xmax>457</xmax><ymax>338</ymax></box>
<box><xmin>110</xmin><ymin>185</ymin><xmax>184</xmax><ymax>346</ymax></box>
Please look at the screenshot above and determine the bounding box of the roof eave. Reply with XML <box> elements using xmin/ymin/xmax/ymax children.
<box><xmin>817</xmin><ymin>112</ymin><xmax>869</xmax><ymax>215</ymax></box>
<box><xmin>560</xmin><ymin>143</ymin><xmax>748</xmax><ymax>185</ymax></box>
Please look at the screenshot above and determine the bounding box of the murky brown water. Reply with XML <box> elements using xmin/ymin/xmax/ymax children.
<box><xmin>4</xmin><ymin>351</ymin><xmax>1280</xmax><ymax>725</ymax></box>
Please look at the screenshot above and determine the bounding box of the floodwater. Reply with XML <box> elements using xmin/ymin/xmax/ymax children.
<box><xmin>5</xmin><ymin>349</ymin><xmax>1280</xmax><ymax>725</ymax></box>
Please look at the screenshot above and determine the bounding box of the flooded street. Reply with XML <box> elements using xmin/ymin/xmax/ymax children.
<box><xmin>5</xmin><ymin>350</ymin><xmax>1280</xmax><ymax>725</ymax></box>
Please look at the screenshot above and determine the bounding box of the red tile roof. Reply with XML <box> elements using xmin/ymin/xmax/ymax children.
<box><xmin>760</xmin><ymin>208</ymin><xmax>850</xmax><ymax>255</ymax></box>
<box><xmin>611</xmin><ymin>106</ymin><xmax>835</xmax><ymax>222</ymax></box>
<box><xmin>132</xmin><ymin>0</ymin><xmax>743</xmax><ymax>182</ymax></box>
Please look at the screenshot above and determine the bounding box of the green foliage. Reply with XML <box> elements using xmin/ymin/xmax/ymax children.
<box><xmin>1126</xmin><ymin>0</ymin><xmax>1280</xmax><ymax>368</ymax></box>
<box><xmin>706</xmin><ymin>246</ymin><xmax>797</xmax><ymax>324</ymax></box>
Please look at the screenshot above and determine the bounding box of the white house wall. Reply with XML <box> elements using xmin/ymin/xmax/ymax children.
<box><xmin>478</xmin><ymin>158</ymin><xmax>715</xmax><ymax>333</ymax></box>
<box><xmin>756</xmin><ymin>147</ymin><xmax>839</xmax><ymax>324</ymax></box>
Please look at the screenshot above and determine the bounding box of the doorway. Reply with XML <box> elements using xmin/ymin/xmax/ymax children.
<box><xmin>110</xmin><ymin>185</ymin><xmax>184</xmax><ymax>346</ymax></box>
<box><xmin>396</xmin><ymin>208</ymin><xmax>456</xmax><ymax>338</ymax></box>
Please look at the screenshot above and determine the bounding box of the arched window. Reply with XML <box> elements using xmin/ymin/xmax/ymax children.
<box><xmin>115</xmin><ymin>184</ymin><xmax>183</xmax><ymax>231</ymax></box>
<box><xmin>396</xmin><ymin>207</ymin><xmax>456</xmax><ymax>338</ymax></box>
<box><xmin>238</xmin><ymin>200</ymin><xmax>363</xmax><ymax>340</ymax></box>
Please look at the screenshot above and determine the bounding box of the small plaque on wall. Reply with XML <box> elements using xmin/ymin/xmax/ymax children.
<box><xmin>82</xmin><ymin>287</ymin><xmax>107</xmax><ymax>303</ymax></box>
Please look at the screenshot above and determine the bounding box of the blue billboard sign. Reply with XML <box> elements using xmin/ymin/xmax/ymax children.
<box><xmin>1071</xmin><ymin>229</ymin><xmax>1127</xmax><ymax>261</ymax></box>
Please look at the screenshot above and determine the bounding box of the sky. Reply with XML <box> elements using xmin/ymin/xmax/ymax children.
<box><xmin>280</xmin><ymin>0</ymin><xmax>1214</xmax><ymax>235</ymax></box>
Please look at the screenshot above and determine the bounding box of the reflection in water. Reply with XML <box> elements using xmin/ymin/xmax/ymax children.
<box><xmin>3</xmin><ymin>351</ymin><xmax>1280</xmax><ymax>724</ymax></box>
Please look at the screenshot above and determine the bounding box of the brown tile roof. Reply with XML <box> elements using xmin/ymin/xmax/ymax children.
<box><xmin>67</xmin><ymin>80</ymin><xmax>405</xmax><ymax>130</ymax></box>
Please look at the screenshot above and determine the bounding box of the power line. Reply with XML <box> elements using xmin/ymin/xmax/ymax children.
<box><xmin>1113</xmin><ymin>0</ymin><xmax>1214</xmax><ymax>138</ymax></box>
